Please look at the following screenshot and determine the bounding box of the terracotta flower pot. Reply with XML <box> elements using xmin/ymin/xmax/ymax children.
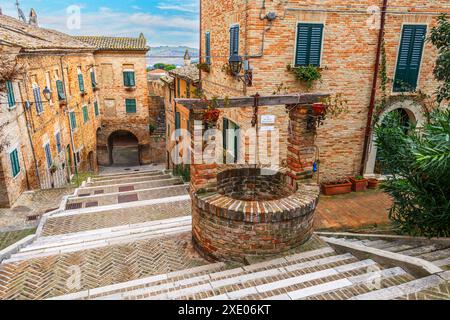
<box><xmin>367</xmin><ymin>178</ymin><xmax>379</xmax><ymax>189</ymax></box>
<box><xmin>321</xmin><ymin>180</ymin><xmax>352</xmax><ymax>196</ymax></box>
<box><xmin>312</xmin><ymin>103</ymin><xmax>326</xmax><ymax>116</ymax></box>
<box><xmin>349</xmin><ymin>177</ymin><xmax>368</xmax><ymax>192</ymax></box>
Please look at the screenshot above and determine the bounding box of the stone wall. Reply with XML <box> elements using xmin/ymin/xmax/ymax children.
<box><xmin>200</xmin><ymin>0</ymin><xmax>447</xmax><ymax>181</ymax></box>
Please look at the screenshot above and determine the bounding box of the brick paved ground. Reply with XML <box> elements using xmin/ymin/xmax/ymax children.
<box><xmin>0</xmin><ymin>232</ymin><xmax>207</xmax><ymax>300</ymax></box>
<box><xmin>0</xmin><ymin>188</ymin><xmax>74</xmax><ymax>231</ymax></box>
<box><xmin>315</xmin><ymin>190</ymin><xmax>392</xmax><ymax>231</ymax></box>
<box><xmin>42</xmin><ymin>200</ymin><xmax>191</xmax><ymax>236</ymax></box>
<box><xmin>0</xmin><ymin>228</ymin><xmax>36</xmax><ymax>250</ymax></box>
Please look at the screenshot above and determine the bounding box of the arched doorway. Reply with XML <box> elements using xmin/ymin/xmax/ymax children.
<box><xmin>365</xmin><ymin>100</ymin><xmax>425</xmax><ymax>175</ymax></box>
<box><xmin>108</xmin><ymin>130</ymin><xmax>140</xmax><ymax>166</ymax></box>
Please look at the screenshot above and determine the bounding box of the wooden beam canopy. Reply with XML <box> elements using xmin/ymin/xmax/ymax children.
<box><xmin>175</xmin><ymin>93</ymin><xmax>330</xmax><ymax>109</ymax></box>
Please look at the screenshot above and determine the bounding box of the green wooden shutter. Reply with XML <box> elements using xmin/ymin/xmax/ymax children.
<box><xmin>56</xmin><ymin>80</ymin><xmax>66</xmax><ymax>100</ymax></box>
<box><xmin>70</xmin><ymin>111</ymin><xmax>77</xmax><ymax>130</ymax></box>
<box><xmin>94</xmin><ymin>101</ymin><xmax>99</xmax><ymax>117</ymax></box>
<box><xmin>295</xmin><ymin>23</ymin><xmax>324</xmax><ymax>67</ymax></box>
<box><xmin>125</xmin><ymin>99</ymin><xmax>137</xmax><ymax>113</ymax></box>
<box><xmin>123</xmin><ymin>71</ymin><xmax>136</xmax><ymax>87</ymax></box>
<box><xmin>91</xmin><ymin>71</ymin><xmax>97</xmax><ymax>88</ymax></box>
<box><xmin>393</xmin><ymin>25</ymin><xmax>427</xmax><ymax>92</ymax></box>
<box><xmin>223</xmin><ymin>118</ymin><xmax>228</xmax><ymax>154</ymax></box>
<box><xmin>44</xmin><ymin>143</ymin><xmax>52</xmax><ymax>168</ymax></box>
<box><xmin>230</xmin><ymin>25</ymin><xmax>239</xmax><ymax>56</ymax></box>
<box><xmin>78</xmin><ymin>74</ymin><xmax>85</xmax><ymax>92</ymax></box>
<box><xmin>186</xmin><ymin>82</ymin><xmax>190</xmax><ymax>98</ymax></box>
<box><xmin>177</xmin><ymin>78</ymin><xmax>181</xmax><ymax>97</ymax></box>
<box><xmin>205</xmin><ymin>32</ymin><xmax>211</xmax><ymax>64</ymax></box>
<box><xmin>6</xmin><ymin>81</ymin><xmax>15</xmax><ymax>108</ymax></box>
<box><xmin>10</xmin><ymin>149</ymin><xmax>20</xmax><ymax>177</ymax></box>
<box><xmin>83</xmin><ymin>105</ymin><xmax>89</xmax><ymax>123</ymax></box>
<box><xmin>56</xmin><ymin>132</ymin><xmax>62</xmax><ymax>153</ymax></box>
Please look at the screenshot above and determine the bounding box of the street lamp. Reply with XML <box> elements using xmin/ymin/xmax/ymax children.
<box><xmin>43</xmin><ymin>86</ymin><xmax>52</xmax><ymax>102</ymax></box>
<box><xmin>228</xmin><ymin>54</ymin><xmax>243</xmax><ymax>76</ymax></box>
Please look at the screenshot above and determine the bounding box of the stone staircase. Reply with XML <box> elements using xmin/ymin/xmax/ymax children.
<box><xmin>0</xmin><ymin>168</ymin><xmax>448</xmax><ymax>300</ymax></box>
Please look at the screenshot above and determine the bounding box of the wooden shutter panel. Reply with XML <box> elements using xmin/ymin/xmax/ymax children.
<box><xmin>83</xmin><ymin>106</ymin><xmax>89</xmax><ymax>122</ymax></box>
<box><xmin>223</xmin><ymin>118</ymin><xmax>229</xmax><ymax>151</ymax></box>
<box><xmin>205</xmin><ymin>32</ymin><xmax>211</xmax><ymax>64</ymax></box>
<box><xmin>56</xmin><ymin>80</ymin><xmax>66</xmax><ymax>100</ymax></box>
<box><xmin>394</xmin><ymin>25</ymin><xmax>426</xmax><ymax>92</ymax></box>
<box><xmin>78</xmin><ymin>74</ymin><xmax>85</xmax><ymax>92</ymax></box>
<box><xmin>126</xmin><ymin>99</ymin><xmax>137</xmax><ymax>113</ymax></box>
<box><xmin>230</xmin><ymin>25</ymin><xmax>239</xmax><ymax>55</ymax></box>
<box><xmin>10</xmin><ymin>149</ymin><xmax>20</xmax><ymax>177</ymax></box>
<box><xmin>6</xmin><ymin>81</ymin><xmax>15</xmax><ymax>107</ymax></box>
<box><xmin>295</xmin><ymin>23</ymin><xmax>323</xmax><ymax>66</ymax></box>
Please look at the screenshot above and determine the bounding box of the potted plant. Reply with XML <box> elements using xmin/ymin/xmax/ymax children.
<box><xmin>197</xmin><ymin>62</ymin><xmax>211</xmax><ymax>73</ymax></box>
<box><xmin>312</xmin><ymin>102</ymin><xmax>326</xmax><ymax>116</ymax></box>
<box><xmin>367</xmin><ymin>178</ymin><xmax>379</xmax><ymax>189</ymax></box>
<box><xmin>349</xmin><ymin>175</ymin><xmax>368</xmax><ymax>192</ymax></box>
<box><xmin>149</xmin><ymin>122</ymin><xmax>156</xmax><ymax>134</ymax></box>
<box><xmin>202</xmin><ymin>97</ymin><xmax>221</xmax><ymax>128</ymax></box>
<box><xmin>287</xmin><ymin>64</ymin><xmax>322</xmax><ymax>88</ymax></box>
<box><xmin>321</xmin><ymin>179</ymin><xmax>352</xmax><ymax>196</ymax></box>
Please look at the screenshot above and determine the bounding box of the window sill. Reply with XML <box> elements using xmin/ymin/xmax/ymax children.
<box><xmin>8</xmin><ymin>105</ymin><xmax>17</xmax><ymax>111</ymax></box>
<box><xmin>124</xmin><ymin>86</ymin><xmax>136</xmax><ymax>91</ymax></box>
<box><xmin>12</xmin><ymin>170</ymin><xmax>22</xmax><ymax>180</ymax></box>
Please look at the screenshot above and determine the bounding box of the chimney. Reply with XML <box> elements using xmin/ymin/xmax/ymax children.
<box><xmin>29</xmin><ymin>8</ymin><xmax>38</xmax><ymax>26</ymax></box>
<box><xmin>183</xmin><ymin>49</ymin><xmax>191</xmax><ymax>66</ymax></box>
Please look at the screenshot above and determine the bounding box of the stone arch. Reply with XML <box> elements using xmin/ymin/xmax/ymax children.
<box><xmin>107</xmin><ymin>130</ymin><xmax>140</xmax><ymax>166</ymax></box>
<box><xmin>365</xmin><ymin>99</ymin><xmax>425</xmax><ymax>175</ymax></box>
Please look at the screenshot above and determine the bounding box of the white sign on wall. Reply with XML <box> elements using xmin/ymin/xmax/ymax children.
<box><xmin>261</xmin><ymin>115</ymin><xmax>276</xmax><ymax>124</ymax></box>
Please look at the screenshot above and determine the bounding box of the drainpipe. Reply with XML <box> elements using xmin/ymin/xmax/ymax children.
<box><xmin>360</xmin><ymin>0</ymin><xmax>388</xmax><ymax>175</ymax></box>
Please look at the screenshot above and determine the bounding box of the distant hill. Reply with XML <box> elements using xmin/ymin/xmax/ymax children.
<box><xmin>148</xmin><ymin>46</ymin><xmax>199</xmax><ymax>67</ymax></box>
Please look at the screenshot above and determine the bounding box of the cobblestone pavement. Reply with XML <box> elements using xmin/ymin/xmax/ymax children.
<box><xmin>42</xmin><ymin>200</ymin><xmax>191</xmax><ymax>236</ymax></box>
<box><xmin>315</xmin><ymin>191</ymin><xmax>391</xmax><ymax>230</ymax></box>
<box><xmin>396</xmin><ymin>282</ymin><xmax>450</xmax><ymax>300</ymax></box>
<box><xmin>0</xmin><ymin>228</ymin><xmax>36</xmax><ymax>250</ymax></box>
<box><xmin>0</xmin><ymin>232</ymin><xmax>207</xmax><ymax>300</ymax></box>
<box><xmin>0</xmin><ymin>188</ymin><xmax>74</xmax><ymax>231</ymax></box>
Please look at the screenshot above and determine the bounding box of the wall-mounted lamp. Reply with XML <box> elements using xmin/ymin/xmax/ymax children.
<box><xmin>228</xmin><ymin>54</ymin><xmax>243</xmax><ymax>76</ymax></box>
<box><xmin>43</xmin><ymin>86</ymin><xmax>52</xmax><ymax>102</ymax></box>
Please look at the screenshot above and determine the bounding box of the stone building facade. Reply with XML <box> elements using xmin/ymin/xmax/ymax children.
<box><xmin>199</xmin><ymin>0</ymin><xmax>448</xmax><ymax>181</ymax></box>
<box><xmin>74</xmin><ymin>35</ymin><xmax>160</xmax><ymax>166</ymax></box>
<box><xmin>0</xmin><ymin>14</ymin><xmax>100</xmax><ymax>207</ymax></box>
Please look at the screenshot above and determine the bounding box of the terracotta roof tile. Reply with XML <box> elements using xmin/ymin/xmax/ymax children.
<box><xmin>169</xmin><ymin>64</ymin><xmax>199</xmax><ymax>83</ymax></box>
<box><xmin>74</xmin><ymin>34</ymin><xmax>149</xmax><ymax>51</ymax></box>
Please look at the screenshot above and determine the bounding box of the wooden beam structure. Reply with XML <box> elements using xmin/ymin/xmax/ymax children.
<box><xmin>175</xmin><ymin>93</ymin><xmax>330</xmax><ymax>109</ymax></box>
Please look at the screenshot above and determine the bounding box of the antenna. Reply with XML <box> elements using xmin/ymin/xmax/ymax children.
<box><xmin>16</xmin><ymin>0</ymin><xmax>26</xmax><ymax>22</ymax></box>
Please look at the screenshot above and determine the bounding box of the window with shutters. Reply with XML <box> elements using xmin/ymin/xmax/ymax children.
<box><xmin>295</xmin><ymin>23</ymin><xmax>324</xmax><ymax>67</ymax></box>
<box><xmin>44</xmin><ymin>143</ymin><xmax>53</xmax><ymax>169</ymax></box>
<box><xmin>56</xmin><ymin>80</ymin><xmax>66</xmax><ymax>101</ymax></box>
<box><xmin>123</xmin><ymin>71</ymin><xmax>136</xmax><ymax>87</ymax></box>
<box><xmin>205</xmin><ymin>32</ymin><xmax>211</xmax><ymax>64</ymax></box>
<box><xmin>222</xmin><ymin>118</ymin><xmax>240</xmax><ymax>164</ymax></box>
<box><xmin>9</xmin><ymin>149</ymin><xmax>20</xmax><ymax>178</ymax></box>
<box><xmin>186</xmin><ymin>82</ymin><xmax>191</xmax><ymax>98</ymax></box>
<box><xmin>176</xmin><ymin>78</ymin><xmax>181</xmax><ymax>98</ymax></box>
<box><xmin>33</xmin><ymin>85</ymin><xmax>44</xmax><ymax>114</ymax></box>
<box><xmin>125</xmin><ymin>99</ymin><xmax>137</xmax><ymax>113</ymax></box>
<box><xmin>94</xmin><ymin>101</ymin><xmax>99</xmax><ymax>117</ymax></box>
<box><xmin>77</xmin><ymin>67</ymin><xmax>85</xmax><ymax>92</ymax></box>
<box><xmin>55</xmin><ymin>132</ymin><xmax>62</xmax><ymax>154</ymax></box>
<box><xmin>82</xmin><ymin>105</ymin><xmax>89</xmax><ymax>123</ymax></box>
<box><xmin>229</xmin><ymin>25</ymin><xmax>239</xmax><ymax>56</ymax></box>
<box><xmin>69</xmin><ymin>111</ymin><xmax>77</xmax><ymax>131</ymax></box>
<box><xmin>175</xmin><ymin>111</ymin><xmax>181</xmax><ymax>137</ymax></box>
<box><xmin>393</xmin><ymin>25</ymin><xmax>427</xmax><ymax>92</ymax></box>
<box><xmin>6</xmin><ymin>81</ymin><xmax>16</xmax><ymax>108</ymax></box>
<box><xmin>91</xmin><ymin>70</ymin><xmax>97</xmax><ymax>88</ymax></box>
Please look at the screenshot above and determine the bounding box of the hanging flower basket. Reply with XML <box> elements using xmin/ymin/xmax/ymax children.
<box><xmin>312</xmin><ymin>102</ymin><xmax>326</xmax><ymax>116</ymax></box>
<box><xmin>203</xmin><ymin>108</ymin><xmax>220</xmax><ymax>128</ymax></box>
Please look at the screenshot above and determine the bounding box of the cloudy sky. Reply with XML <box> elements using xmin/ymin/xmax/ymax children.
<box><xmin>0</xmin><ymin>0</ymin><xmax>199</xmax><ymax>48</ymax></box>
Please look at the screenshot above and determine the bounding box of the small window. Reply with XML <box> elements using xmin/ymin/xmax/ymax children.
<box><xmin>175</xmin><ymin>111</ymin><xmax>181</xmax><ymax>137</ymax></box>
<box><xmin>6</xmin><ymin>81</ymin><xmax>16</xmax><ymax>108</ymax></box>
<box><xmin>91</xmin><ymin>70</ymin><xmax>97</xmax><ymax>88</ymax></box>
<box><xmin>56</xmin><ymin>80</ymin><xmax>66</xmax><ymax>101</ymax></box>
<box><xmin>77</xmin><ymin>68</ymin><xmax>85</xmax><ymax>92</ymax></box>
<box><xmin>9</xmin><ymin>149</ymin><xmax>20</xmax><ymax>178</ymax></box>
<box><xmin>230</xmin><ymin>25</ymin><xmax>239</xmax><ymax>56</ymax></box>
<box><xmin>55</xmin><ymin>132</ymin><xmax>62</xmax><ymax>154</ymax></box>
<box><xmin>205</xmin><ymin>32</ymin><xmax>211</xmax><ymax>64</ymax></box>
<box><xmin>125</xmin><ymin>99</ymin><xmax>137</xmax><ymax>113</ymax></box>
<box><xmin>94</xmin><ymin>101</ymin><xmax>99</xmax><ymax>117</ymax></box>
<box><xmin>33</xmin><ymin>85</ymin><xmax>44</xmax><ymax>114</ymax></box>
<box><xmin>69</xmin><ymin>111</ymin><xmax>77</xmax><ymax>130</ymax></box>
<box><xmin>123</xmin><ymin>71</ymin><xmax>136</xmax><ymax>87</ymax></box>
<box><xmin>176</xmin><ymin>78</ymin><xmax>181</xmax><ymax>98</ymax></box>
<box><xmin>186</xmin><ymin>82</ymin><xmax>190</xmax><ymax>98</ymax></box>
<box><xmin>44</xmin><ymin>143</ymin><xmax>53</xmax><ymax>169</ymax></box>
<box><xmin>295</xmin><ymin>23</ymin><xmax>324</xmax><ymax>67</ymax></box>
<box><xmin>82</xmin><ymin>105</ymin><xmax>89</xmax><ymax>123</ymax></box>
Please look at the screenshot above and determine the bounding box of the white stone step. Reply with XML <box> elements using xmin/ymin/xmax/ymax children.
<box><xmin>5</xmin><ymin>219</ymin><xmax>192</xmax><ymax>263</ymax></box>
<box><xmin>267</xmin><ymin>267</ymin><xmax>408</xmax><ymax>300</ymax></box>
<box><xmin>78</xmin><ymin>176</ymin><xmax>175</xmax><ymax>194</ymax></box>
<box><xmin>433</xmin><ymin>257</ymin><xmax>450</xmax><ymax>267</ymax></box>
<box><xmin>144</xmin><ymin>253</ymin><xmax>358</xmax><ymax>300</ymax></box>
<box><xmin>90</xmin><ymin>175</ymin><xmax>177</xmax><ymax>187</ymax></box>
<box><xmin>49</xmin><ymin>262</ymin><xmax>227</xmax><ymax>300</ymax></box>
<box><xmin>349</xmin><ymin>274</ymin><xmax>445</xmax><ymax>300</ymax></box>
<box><xmin>24</xmin><ymin>216</ymin><xmax>193</xmax><ymax>249</ymax></box>
<box><xmin>85</xmin><ymin>247</ymin><xmax>337</xmax><ymax>300</ymax></box>
<box><xmin>93</xmin><ymin>170</ymin><xmax>163</xmax><ymax>180</ymax></box>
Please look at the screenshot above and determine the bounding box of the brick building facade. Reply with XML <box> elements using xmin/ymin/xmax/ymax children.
<box><xmin>198</xmin><ymin>0</ymin><xmax>448</xmax><ymax>181</ymax></box>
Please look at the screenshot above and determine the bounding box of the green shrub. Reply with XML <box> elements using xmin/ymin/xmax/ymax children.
<box><xmin>288</xmin><ymin>64</ymin><xmax>322</xmax><ymax>88</ymax></box>
<box><xmin>374</xmin><ymin>109</ymin><xmax>450</xmax><ymax>237</ymax></box>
